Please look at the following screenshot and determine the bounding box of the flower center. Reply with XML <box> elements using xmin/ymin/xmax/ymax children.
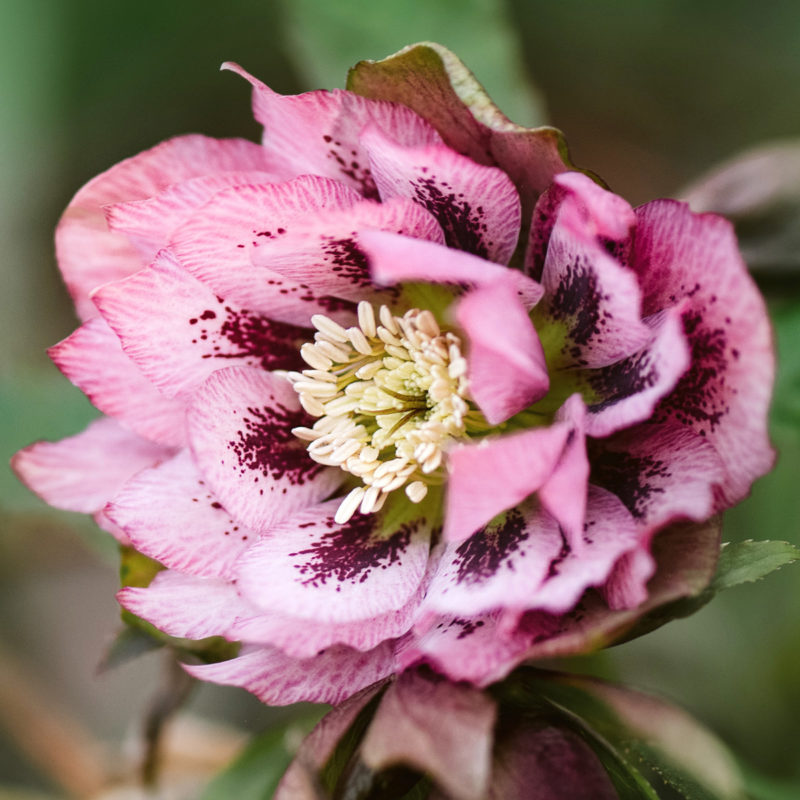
<box><xmin>289</xmin><ymin>301</ymin><xmax>475</xmax><ymax>523</ymax></box>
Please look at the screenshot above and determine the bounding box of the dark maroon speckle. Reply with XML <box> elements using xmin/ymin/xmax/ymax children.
<box><xmin>455</xmin><ymin>509</ymin><xmax>528</xmax><ymax>584</ymax></box>
<box><xmin>322</xmin><ymin>236</ymin><xmax>372</xmax><ymax>289</ymax></box>
<box><xmin>412</xmin><ymin>176</ymin><xmax>490</xmax><ymax>258</ymax></box>
<box><xmin>289</xmin><ymin>515</ymin><xmax>417</xmax><ymax>588</ymax></box>
<box><xmin>587</xmin><ymin>348</ymin><xmax>659</xmax><ymax>412</ymax></box>
<box><xmin>228</xmin><ymin>403</ymin><xmax>323</xmax><ymax>484</ymax></box>
<box><xmin>550</xmin><ymin>257</ymin><xmax>608</xmax><ymax>351</ymax></box>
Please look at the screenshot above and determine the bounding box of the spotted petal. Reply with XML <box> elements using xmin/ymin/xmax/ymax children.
<box><xmin>235</xmin><ymin>497</ymin><xmax>431</xmax><ymax>624</ymax></box>
<box><xmin>106</xmin><ymin>450</ymin><xmax>256</xmax><ymax>580</ymax></box>
<box><xmin>94</xmin><ymin>250</ymin><xmax>307</xmax><ymax>400</ymax></box>
<box><xmin>187</xmin><ymin>366</ymin><xmax>343</xmax><ymax>532</ymax></box>
<box><xmin>632</xmin><ymin>200</ymin><xmax>775</xmax><ymax>506</ymax></box>
<box><xmin>185</xmin><ymin>642</ymin><xmax>397</xmax><ymax>706</ymax></box>
<box><xmin>56</xmin><ymin>135</ymin><xmax>270</xmax><ymax>319</ymax></box>
<box><xmin>226</xmin><ymin>62</ymin><xmax>441</xmax><ymax>197</ymax></box>
<box><xmin>361</xmin><ymin>123</ymin><xmax>521</xmax><ymax>263</ymax></box>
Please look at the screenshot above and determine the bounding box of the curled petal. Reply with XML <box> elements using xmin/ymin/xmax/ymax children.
<box><xmin>456</xmin><ymin>281</ymin><xmax>549</xmax><ymax>425</ymax></box>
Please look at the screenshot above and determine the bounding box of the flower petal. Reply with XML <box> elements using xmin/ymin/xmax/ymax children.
<box><xmin>589</xmin><ymin>423</ymin><xmax>724</xmax><ymax>531</ymax></box>
<box><xmin>361</xmin><ymin>123</ymin><xmax>521</xmax><ymax>263</ymax></box>
<box><xmin>248</xmin><ymin>195</ymin><xmax>444</xmax><ymax>302</ymax></box>
<box><xmin>443</xmin><ymin>424</ymin><xmax>573</xmax><ymax>543</ymax></box>
<box><xmin>11</xmin><ymin>418</ymin><xmax>173</xmax><ymax>513</ymax></box>
<box><xmin>106</xmin><ymin>450</ymin><xmax>256</xmax><ymax>580</ymax></box>
<box><xmin>526</xmin><ymin>171</ymin><xmax>636</xmax><ymax>280</ymax></box>
<box><xmin>105</xmin><ymin>169</ymin><xmax>280</xmax><ymax>262</ymax></box>
<box><xmin>48</xmin><ymin>317</ymin><xmax>187</xmax><ymax>447</ymax></box>
<box><xmin>56</xmin><ymin>135</ymin><xmax>270</xmax><ymax>319</ymax></box>
<box><xmin>185</xmin><ymin>642</ymin><xmax>397</xmax><ymax>705</ymax></box>
<box><xmin>536</xmin><ymin>213</ymin><xmax>649</xmax><ymax>369</ymax></box>
<box><xmin>360</xmin><ymin>670</ymin><xmax>496</xmax><ymax>800</ymax></box>
<box><xmin>580</xmin><ymin>305</ymin><xmax>691</xmax><ymax>437</ymax></box>
<box><xmin>93</xmin><ymin>250</ymin><xmax>307</xmax><ymax>400</ymax></box>
<box><xmin>118</xmin><ymin>570</ymin><xmax>248</xmax><ymax>640</ymax></box>
<box><xmin>455</xmin><ymin>281</ymin><xmax>548</xmax><ymax>425</ymax></box>
<box><xmin>169</xmin><ymin>175</ymin><xmax>364</xmax><ymax>325</ymax></box>
<box><xmin>226</xmin><ymin>62</ymin><xmax>441</xmax><ymax>197</ymax></box>
<box><xmin>632</xmin><ymin>200</ymin><xmax>775</xmax><ymax>506</ymax></box>
<box><xmin>360</xmin><ymin>230</ymin><xmax>543</xmax><ymax>309</ymax></box>
<box><xmin>187</xmin><ymin>366</ymin><xmax>343</xmax><ymax>532</ymax></box>
<box><xmin>235</xmin><ymin>497</ymin><xmax>431</xmax><ymax>623</ymax></box>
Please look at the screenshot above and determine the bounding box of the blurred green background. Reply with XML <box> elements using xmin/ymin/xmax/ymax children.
<box><xmin>1</xmin><ymin>0</ymin><xmax>799</xmax><ymax>796</ymax></box>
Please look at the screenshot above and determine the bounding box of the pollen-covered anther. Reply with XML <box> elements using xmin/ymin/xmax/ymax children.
<box><xmin>291</xmin><ymin>301</ymin><xmax>478</xmax><ymax>523</ymax></box>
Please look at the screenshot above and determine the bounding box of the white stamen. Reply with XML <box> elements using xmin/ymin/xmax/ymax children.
<box><xmin>300</xmin><ymin>343</ymin><xmax>332</xmax><ymax>370</ymax></box>
<box><xmin>335</xmin><ymin>487</ymin><xmax>365</xmax><ymax>524</ymax></box>
<box><xmin>311</xmin><ymin>314</ymin><xmax>349</xmax><ymax>342</ymax></box>
<box><xmin>406</xmin><ymin>481</ymin><xmax>428</xmax><ymax>503</ymax></box>
<box><xmin>357</xmin><ymin>301</ymin><xmax>376</xmax><ymax>338</ymax></box>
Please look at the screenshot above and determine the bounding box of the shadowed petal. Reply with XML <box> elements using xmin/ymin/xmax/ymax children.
<box><xmin>360</xmin><ymin>670</ymin><xmax>496</xmax><ymax>800</ymax></box>
<box><xmin>187</xmin><ymin>367</ymin><xmax>343</xmax><ymax>532</ymax></box>
<box><xmin>185</xmin><ymin>642</ymin><xmax>397</xmax><ymax>705</ymax></box>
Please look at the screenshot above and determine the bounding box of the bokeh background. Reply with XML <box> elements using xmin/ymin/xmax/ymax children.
<box><xmin>1</xmin><ymin>0</ymin><xmax>799</xmax><ymax>797</ymax></box>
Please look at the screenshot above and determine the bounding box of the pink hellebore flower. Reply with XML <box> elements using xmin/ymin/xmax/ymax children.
<box><xmin>13</xmin><ymin>45</ymin><xmax>773</xmax><ymax>706</ymax></box>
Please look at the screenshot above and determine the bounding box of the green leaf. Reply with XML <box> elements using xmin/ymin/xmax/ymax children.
<box><xmin>97</xmin><ymin>624</ymin><xmax>164</xmax><ymax>673</ymax></box>
<box><xmin>280</xmin><ymin>0</ymin><xmax>546</xmax><ymax>128</ymax></box>
<box><xmin>201</xmin><ymin>710</ymin><xmax>327</xmax><ymax>800</ymax></box>
<box><xmin>710</xmin><ymin>539</ymin><xmax>800</xmax><ymax>592</ymax></box>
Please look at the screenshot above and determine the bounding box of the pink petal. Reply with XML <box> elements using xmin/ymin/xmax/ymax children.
<box><xmin>11</xmin><ymin>418</ymin><xmax>173</xmax><ymax>513</ymax></box>
<box><xmin>360</xmin><ymin>230</ymin><xmax>543</xmax><ymax>309</ymax></box>
<box><xmin>398</xmin><ymin>611</ymin><xmax>531</xmax><ymax>686</ymax></box>
<box><xmin>187</xmin><ymin>367</ymin><xmax>343</xmax><ymax>532</ymax></box>
<box><xmin>248</xmin><ymin>195</ymin><xmax>444</xmax><ymax>302</ymax></box>
<box><xmin>632</xmin><ymin>200</ymin><xmax>775</xmax><ymax>506</ymax></box>
<box><xmin>361</xmin><ymin>123</ymin><xmax>521</xmax><ymax>263</ymax></box>
<box><xmin>589</xmin><ymin>423</ymin><xmax>724</xmax><ymax>531</ymax></box>
<box><xmin>581</xmin><ymin>305</ymin><xmax>691</xmax><ymax>437</ymax></box>
<box><xmin>235</xmin><ymin>497</ymin><xmax>431</xmax><ymax>623</ymax></box>
<box><xmin>118</xmin><ymin>570</ymin><xmax>249</xmax><ymax>640</ymax></box>
<box><xmin>360</xmin><ymin>670</ymin><xmax>496</xmax><ymax>800</ymax></box>
<box><xmin>169</xmin><ymin>175</ymin><xmax>364</xmax><ymax>325</ymax></box>
<box><xmin>526</xmin><ymin>171</ymin><xmax>636</xmax><ymax>281</ymax></box>
<box><xmin>538</xmin><ymin>215</ymin><xmax>650</xmax><ymax>369</ymax></box>
<box><xmin>48</xmin><ymin>318</ymin><xmax>187</xmax><ymax>447</ymax></box>
<box><xmin>56</xmin><ymin>135</ymin><xmax>269</xmax><ymax>320</ymax></box>
<box><xmin>185</xmin><ymin>642</ymin><xmax>397</xmax><ymax>705</ymax></box>
<box><xmin>93</xmin><ymin>251</ymin><xmax>307</xmax><ymax>400</ymax></box>
<box><xmin>105</xmin><ymin>169</ymin><xmax>280</xmax><ymax>262</ymax></box>
<box><xmin>455</xmin><ymin>281</ymin><xmax>548</xmax><ymax>425</ymax></box>
<box><xmin>423</xmin><ymin>499</ymin><xmax>566</xmax><ymax>618</ymax></box>
<box><xmin>443</xmin><ymin>424</ymin><xmax>573</xmax><ymax>543</ymax></box>
<box><xmin>226</xmin><ymin>62</ymin><xmax>441</xmax><ymax>197</ymax></box>
<box><xmin>106</xmin><ymin>450</ymin><xmax>256</xmax><ymax>580</ymax></box>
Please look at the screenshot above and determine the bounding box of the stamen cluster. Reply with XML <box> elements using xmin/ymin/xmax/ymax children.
<box><xmin>290</xmin><ymin>301</ymin><xmax>472</xmax><ymax>523</ymax></box>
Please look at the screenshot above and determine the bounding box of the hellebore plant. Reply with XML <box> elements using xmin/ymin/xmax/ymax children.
<box><xmin>13</xmin><ymin>43</ymin><xmax>775</xmax><ymax>708</ymax></box>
